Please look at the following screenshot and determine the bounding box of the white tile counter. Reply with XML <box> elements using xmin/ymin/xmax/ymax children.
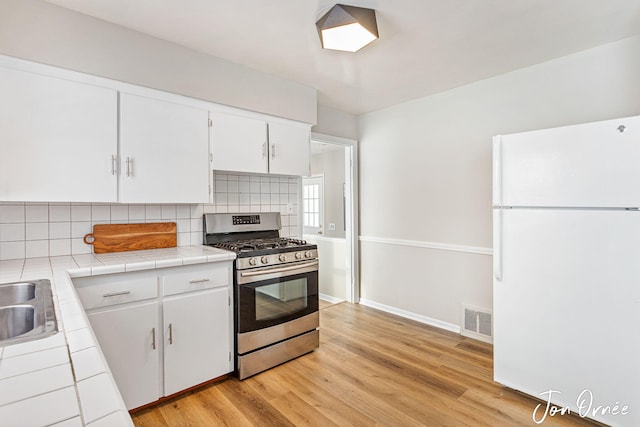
<box><xmin>0</xmin><ymin>246</ymin><xmax>235</xmax><ymax>426</ymax></box>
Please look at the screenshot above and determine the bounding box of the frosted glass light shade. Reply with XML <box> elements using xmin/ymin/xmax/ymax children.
<box><xmin>316</xmin><ymin>4</ymin><xmax>378</xmax><ymax>52</ymax></box>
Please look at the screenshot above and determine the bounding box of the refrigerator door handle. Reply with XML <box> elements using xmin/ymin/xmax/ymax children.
<box><xmin>494</xmin><ymin>208</ymin><xmax>503</xmax><ymax>281</ymax></box>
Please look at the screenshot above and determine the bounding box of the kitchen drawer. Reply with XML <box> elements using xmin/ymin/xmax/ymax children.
<box><xmin>162</xmin><ymin>262</ymin><xmax>231</xmax><ymax>296</ymax></box>
<box><xmin>75</xmin><ymin>275</ymin><xmax>158</xmax><ymax>310</ymax></box>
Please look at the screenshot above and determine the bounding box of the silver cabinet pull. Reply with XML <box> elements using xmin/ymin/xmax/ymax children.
<box><xmin>189</xmin><ymin>278</ymin><xmax>210</xmax><ymax>284</ymax></box>
<box><xmin>262</xmin><ymin>142</ymin><xmax>267</xmax><ymax>159</ymax></box>
<box><xmin>110</xmin><ymin>155</ymin><xmax>117</xmax><ymax>175</ymax></box>
<box><xmin>125</xmin><ymin>157</ymin><xmax>132</xmax><ymax>177</ymax></box>
<box><xmin>151</xmin><ymin>327</ymin><xmax>156</xmax><ymax>350</ymax></box>
<box><xmin>168</xmin><ymin>323</ymin><xmax>173</xmax><ymax>345</ymax></box>
<box><xmin>271</xmin><ymin>144</ymin><xmax>276</xmax><ymax>159</ymax></box>
<box><xmin>102</xmin><ymin>290</ymin><xmax>131</xmax><ymax>298</ymax></box>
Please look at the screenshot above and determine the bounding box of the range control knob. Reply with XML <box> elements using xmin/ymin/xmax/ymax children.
<box><xmin>295</xmin><ymin>252</ymin><xmax>303</xmax><ymax>260</ymax></box>
<box><xmin>304</xmin><ymin>251</ymin><xmax>313</xmax><ymax>259</ymax></box>
<box><xmin>248</xmin><ymin>258</ymin><xmax>257</xmax><ymax>266</ymax></box>
<box><xmin>278</xmin><ymin>254</ymin><xmax>287</xmax><ymax>262</ymax></box>
<box><xmin>261</xmin><ymin>256</ymin><xmax>269</xmax><ymax>264</ymax></box>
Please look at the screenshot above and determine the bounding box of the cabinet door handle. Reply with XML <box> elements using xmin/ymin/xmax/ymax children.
<box><xmin>125</xmin><ymin>157</ymin><xmax>133</xmax><ymax>177</ymax></box>
<box><xmin>271</xmin><ymin>144</ymin><xmax>276</xmax><ymax>159</ymax></box>
<box><xmin>102</xmin><ymin>290</ymin><xmax>131</xmax><ymax>298</ymax></box>
<box><xmin>262</xmin><ymin>142</ymin><xmax>267</xmax><ymax>159</ymax></box>
<box><xmin>168</xmin><ymin>323</ymin><xmax>173</xmax><ymax>345</ymax></box>
<box><xmin>151</xmin><ymin>327</ymin><xmax>156</xmax><ymax>350</ymax></box>
<box><xmin>110</xmin><ymin>155</ymin><xmax>117</xmax><ymax>175</ymax></box>
<box><xmin>189</xmin><ymin>278</ymin><xmax>210</xmax><ymax>284</ymax></box>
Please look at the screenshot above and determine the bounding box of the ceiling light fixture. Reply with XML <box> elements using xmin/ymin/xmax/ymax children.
<box><xmin>316</xmin><ymin>4</ymin><xmax>379</xmax><ymax>53</ymax></box>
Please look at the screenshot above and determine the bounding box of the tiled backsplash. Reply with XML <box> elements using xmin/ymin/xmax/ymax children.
<box><xmin>210</xmin><ymin>172</ymin><xmax>300</xmax><ymax>236</ymax></box>
<box><xmin>0</xmin><ymin>172</ymin><xmax>300</xmax><ymax>261</ymax></box>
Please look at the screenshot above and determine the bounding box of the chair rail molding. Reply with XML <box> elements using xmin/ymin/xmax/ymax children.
<box><xmin>359</xmin><ymin>236</ymin><xmax>492</xmax><ymax>256</ymax></box>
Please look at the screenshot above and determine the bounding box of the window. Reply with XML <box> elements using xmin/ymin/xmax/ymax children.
<box><xmin>302</xmin><ymin>176</ymin><xmax>323</xmax><ymax>235</ymax></box>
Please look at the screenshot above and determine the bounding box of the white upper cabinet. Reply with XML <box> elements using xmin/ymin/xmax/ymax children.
<box><xmin>0</xmin><ymin>56</ymin><xmax>309</xmax><ymax>204</ymax></box>
<box><xmin>268</xmin><ymin>121</ymin><xmax>311</xmax><ymax>176</ymax></box>
<box><xmin>120</xmin><ymin>93</ymin><xmax>210</xmax><ymax>203</ymax></box>
<box><xmin>210</xmin><ymin>112</ymin><xmax>310</xmax><ymax>176</ymax></box>
<box><xmin>0</xmin><ymin>66</ymin><xmax>118</xmax><ymax>202</ymax></box>
<box><xmin>210</xmin><ymin>112</ymin><xmax>268</xmax><ymax>174</ymax></box>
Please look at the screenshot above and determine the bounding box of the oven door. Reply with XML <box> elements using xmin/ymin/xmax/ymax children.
<box><xmin>236</xmin><ymin>260</ymin><xmax>318</xmax><ymax>334</ymax></box>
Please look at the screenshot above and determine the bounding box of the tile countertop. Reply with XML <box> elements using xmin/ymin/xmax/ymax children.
<box><xmin>0</xmin><ymin>245</ymin><xmax>236</xmax><ymax>427</ymax></box>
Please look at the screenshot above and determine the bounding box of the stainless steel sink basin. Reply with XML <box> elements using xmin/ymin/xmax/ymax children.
<box><xmin>0</xmin><ymin>305</ymin><xmax>35</xmax><ymax>340</ymax></box>
<box><xmin>0</xmin><ymin>279</ymin><xmax>58</xmax><ymax>346</ymax></box>
<box><xmin>0</xmin><ymin>282</ymin><xmax>36</xmax><ymax>306</ymax></box>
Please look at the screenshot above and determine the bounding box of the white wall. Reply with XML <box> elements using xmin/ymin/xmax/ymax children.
<box><xmin>358</xmin><ymin>36</ymin><xmax>640</xmax><ymax>329</ymax></box>
<box><xmin>304</xmin><ymin>235</ymin><xmax>347</xmax><ymax>302</ymax></box>
<box><xmin>311</xmin><ymin>149</ymin><xmax>346</xmax><ymax>238</ymax></box>
<box><xmin>0</xmin><ymin>0</ymin><xmax>316</xmax><ymax>124</ymax></box>
<box><xmin>313</xmin><ymin>105</ymin><xmax>358</xmax><ymax>140</ymax></box>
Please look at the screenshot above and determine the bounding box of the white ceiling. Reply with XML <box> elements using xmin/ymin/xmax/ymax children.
<box><xmin>43</xmin><ymin>0</ymin><xmax>640</xmax><ymax>116</ymax></box>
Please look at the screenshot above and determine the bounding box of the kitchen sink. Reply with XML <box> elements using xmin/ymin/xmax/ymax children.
<box><xmin>0</xmin><ymin>305</ymin><xmax>35</xmax><ymax>340</ymax></box>
<box><xmin>0</xmin><ymin>279</ymin><xmax>58</xmax><ymax>346</ymax></box>
<box><xmin>0</xmin><ymin>282</ymin><xmax>36</xmax><ymax>306</ymax></box>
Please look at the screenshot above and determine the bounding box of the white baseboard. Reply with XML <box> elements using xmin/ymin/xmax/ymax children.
<box><xmin>319</xmin><ymin>293</ymin><xmax>345</xmax><ymax>304</ymax></box>
<box><xmin>358</xmin><ymin>298</ymin><xmax>461</xmax><ymax>334</ymax></box>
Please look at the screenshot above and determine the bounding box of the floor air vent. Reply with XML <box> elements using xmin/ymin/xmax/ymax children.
<box><xmin>461</xmin><ymin>305</ymin><xmax>493</xmax><ymax>343</ymax></box>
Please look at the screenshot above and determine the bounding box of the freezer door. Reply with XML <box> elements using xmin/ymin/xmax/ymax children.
<box><xmin>494</xmin><ymin>208</ymin><xmax>640</xmax><ymax>427</ymax></box>
<box><xmin>493</xmin><ymin>115</ymin><xmax>640</xmax><ymax>208</ymax></box>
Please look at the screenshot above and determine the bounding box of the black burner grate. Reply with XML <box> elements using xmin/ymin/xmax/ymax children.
<box><xmin>213</xmin><ymin>237</ymin><xmax>309</xmax><ymax>254</ymax></box>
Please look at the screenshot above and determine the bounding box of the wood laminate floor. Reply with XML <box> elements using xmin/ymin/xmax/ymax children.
<box><xmin>131</xmin><ymin>302</ymin><xmax>601</xmax><ymax>427</ymax></box>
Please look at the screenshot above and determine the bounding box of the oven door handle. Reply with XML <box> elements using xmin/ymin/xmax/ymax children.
<box><xmin>240</xmin><ymin>260</ymin><xmax>319</xmax><ymax>277</ymax></box>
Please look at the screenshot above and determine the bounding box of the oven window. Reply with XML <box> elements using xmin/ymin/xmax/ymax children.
<box><xmin>255</xmin><ymin>278</ymin><xmax>308</xmax><ymax>321</ymax></box>
<box><xmin>237</xmin><ymin>271</ymin><xmax>319</xmax><ymax>333</ymax></box>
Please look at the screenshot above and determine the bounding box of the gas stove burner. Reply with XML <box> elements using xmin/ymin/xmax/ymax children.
<box><xmin>214</xmin><ymin>237</ymin><xmax>309</xmax><ymax>253</ymax></box>
<box><xmin>203</xmin><ymin>212</ymin><xmax>317</xmax><ymax>263</ymax></box>
<box><xmin>264</xmin><ymin>237</ymin><xmax>308</xmax><ymax>248</ymax></box>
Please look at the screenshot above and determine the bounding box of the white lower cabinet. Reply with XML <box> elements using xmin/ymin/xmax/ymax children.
<box><xmin>87</xmin><ymin>301</ymin><xmax>160</xmax><ymax>410</ymax></box>
<box><xmin>74</xmin><ymin>262</ymin><xmax>233</xmax><ymax>410</ymax></box>
<box><xmin>163</xmin><ymin>287</ymin><xmax>230</xmax><ymax>395</ymax></box>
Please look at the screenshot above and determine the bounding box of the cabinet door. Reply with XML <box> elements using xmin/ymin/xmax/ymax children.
<box><xmin>0</xmin><ymin>67</ymin><xmax>117</xmax><ymax>202</ymax></box>
<box><xmin>268</xmin><ymin>122</ymin><xmax>310</xmax><ymax>176</ymax></box>
<box><xmin>163</xmin><ymin>287</ymin><xmax>231</xmax><ymax>396</ymax></box>
<box><xmin>210</xmin><ymin>112</ymin><xmax>268</xmax><ymax>174</ymax></box>
<box><xmin>120</xmin><ymin>93</ymin><xmax>210</xmax><ymax>203</ymax></box>
<box><xmin>88</xmin><ymin>301</ymin><xmax>160</xmax><ymax>410</ymax></box>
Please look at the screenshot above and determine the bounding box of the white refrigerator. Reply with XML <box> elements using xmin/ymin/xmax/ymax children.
<box><xmin>493</xmin><ymin>115</ymin><xmax>640</xmax><ymax>427</ymax></box>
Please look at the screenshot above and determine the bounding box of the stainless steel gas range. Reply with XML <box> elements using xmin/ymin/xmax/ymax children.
<box><xmin>203</xmin><ymin>212</ymin><xmax>319</xmax><ymax>380</ymax></box>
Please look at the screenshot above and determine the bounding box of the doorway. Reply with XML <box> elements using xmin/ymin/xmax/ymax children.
<box><xmin>304</xmin><ymin>133</ymin><xmax>359</xmax><ymax>304</ymax></box>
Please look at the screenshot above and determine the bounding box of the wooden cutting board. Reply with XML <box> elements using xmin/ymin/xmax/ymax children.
<box><xmin>83</xmin><ymin>222</ymin><xmax>177</xmax><ymax>254</ymax></box>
